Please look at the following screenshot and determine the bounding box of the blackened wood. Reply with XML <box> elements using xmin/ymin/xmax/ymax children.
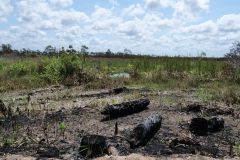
<box><xmin>79</xmin><ymin>135</ymin><xmax>108</xmax><ymax>158</ymax></box>
<box><xmin>111</xmin><ymin>87</ymin><xmax>128</xmax><ymax>94</ymax></box>
<box><xmin>128</xmin><ymin>113</ymin><xmax>162</xmax><ymax>148</ymax></box>
<box><xmin>208</xmin><ymin>117</ymin><xmax>224</xmax><ymax>132</ymax></box>
<box><xmin>189</xmin><ymin>118</ymin><xmax>208</xmax><ymax>136</ymax></box>
<box><xmin>189</xmin><ymin>117</ymin><xmax>224</xmax><ymax>135</ymax></box>
<box><xmin>187</xmin><ymin>103</ymin><xmax>201</xmax><ymax>112</ymax></box>
<box><xmin>101</xmin><ymin>98</ymin><xmax>150</xmax><ymax>118</ymax></box>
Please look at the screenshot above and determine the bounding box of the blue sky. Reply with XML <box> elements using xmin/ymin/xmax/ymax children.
<box><xmin>0</xmin><ymin>0</ymin><xmax>240</xmax><ymax>57</ymax></box>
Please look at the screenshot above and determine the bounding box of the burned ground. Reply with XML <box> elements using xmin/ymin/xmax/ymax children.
<box><xmin>0</xmin><ymin>86</ymin><xmax>239</xmax><ymax>159</ymax></box>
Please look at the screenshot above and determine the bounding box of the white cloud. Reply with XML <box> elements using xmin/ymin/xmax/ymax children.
<box><xmin>108</xmin><ymin>0</ymin><xmax>118</xmax><ymax>6</ymax></box>
<box><xmin>0</xmin><ymin>0</ymin><xmax>13</xmax><ymax>22</ymax></box>
<box><xmin>54</xmin><ymin>10</ymin><xmax>89</xmax><ymax>26</ymax></box>
<box><xmin>217</xmin><ymin>14</ymin><xmax>240</xmax><ymax>32</ymax></box>
<box><xmin>91</xmin><ymin>6</ymin><xmax>121</xmax><ymax>31</ymax></box>
<box><xmin>38</xmin><ymin>20</ymin><xmax>59</xmax><ymax>30</ymax></box>
<box><xmin>49</xmin><ymin>0</ymin><xmax>73</xmax><ymax>7</ymax></box>
<box><xmin>122</xmin><ymin>4</ymin><xmax>145</xmax><ymax>17</ymax></box>
<box><xmin>17</xmin><ymin>0</ymin><xmax>52</xmax><ymax>23</ymax></box>
<box><xmin>1</xmin><ymin>0</ymin><xmax>240</xmax><ymax>56</ymax></box>
<box><xmin>17</xmin><ymin>0</ymin><xmax>89</xmax><ymax>29</ymax></box>
<box><xmin>179</xmin><ymin>20</ymin><xmax>217</xmax><ymax>34</ymax></box>
<box><xmin>119</xmin><ymin>20</ymin><xmax>141</xmax><ymax>37</ymax></box>
<box><xmin>118</xmin><ymin>19</ymin><xmax>151</xmax><ymax>40</ymax></box>
<box><xmin>144</xmin><ymin>0</ymin><xmax>174</xmax><ymax>8</ymax></box>
<box><xmin>143</xmin><ymin>13</ymin><xmax>178</xmax><ymax>28</ymax></box>
<box><xmin>173</xmin><ymin>0</ymin><xmax>210</xmax><ymax>20</ymax></box>
<box><xmin>144</xmin><ymin>0</ymin><xmax>210</xmax><ymax>20</ymax></box>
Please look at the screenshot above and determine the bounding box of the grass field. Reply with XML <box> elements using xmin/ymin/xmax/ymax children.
<box><xmin>1</xmin><ymin>54</ymin><xmax>240</xmax><ymax>105</ymax></box>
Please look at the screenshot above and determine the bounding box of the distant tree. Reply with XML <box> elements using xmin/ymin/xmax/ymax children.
<box><xmin>44</xmin><ymin>45</ymin><xmax>56</xmax><ymax>55</ymax></box>
<box><xmin>69</xmin><ymin>45</ymin><xmax>73</xmax><ymax>50</ymax></box>
<box><xmin>67</xmin><ymin>45</ymin><xmax>76</xmax><ymax>54</ymax></box>
<box><xmin>0</xmin><ymin>44</ymin><xmax>12</xmax><ymax>54</ymax></box>
<box><xmin>36</xmin><ymin>50</ymin><xmax>41</xmax><ymax>55</ymax></box>
<box><xmin>200</xmin><ymin>52</ymin><xmax>206</xmax><ymax>57</ymax></box>
<box><xmin>81</xmin><ymin>45</ymin><xmax>89</xmax><ymax>55</ymax></box>
<box><xmin>106</xmin><ymin>49</ymin><xmax>112</xmax><ymax>57</ymax></box>
<box><xmin>58</xmin><ymin>47</ymin><xmax>65</xmax><ymax>55</ymax></box>
<box><xmin>225</xmin><ymin>41</ymin><xmax>240</xmax><ymax>68</ymax></box>
<box><xmin>124</xmin><ymin>48</ymin><xmax>132</xmax><ymax>55</ymax></box>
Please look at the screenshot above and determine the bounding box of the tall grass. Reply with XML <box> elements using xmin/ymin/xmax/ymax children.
<box><xmin>0</xmin><ymin>55</ymin><xmax>235</xmax><ymax>91</ymax></box>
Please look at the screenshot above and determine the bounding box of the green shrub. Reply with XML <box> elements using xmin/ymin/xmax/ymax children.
<box><xmin>8</xmin><ymin>63</ymin><xmax>28</xmax><ymax>76</ymax></box>
<box><xmin>40</xmin><ymin>54</ymin><xmax>83</xmax><ymax>83</ymax></box>
<box><xmin>42</xmin><ymin>58</ymin><xmax>64</xmax><ymax>82</ymax></box>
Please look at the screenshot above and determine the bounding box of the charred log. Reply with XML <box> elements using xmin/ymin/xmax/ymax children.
<box><xmin>208</xmin><ymin>117</ymin><xmax>224</xmax><ymax>132</ymax></box>
<box><xmin>128</xmin><ymin>113</ymin><xmax>162</xmax><ymax>148</ymax></box>
<box><xmin>111</xmin><ymin>87</ymin><xmax>129</xmax><ymax>94</ymax></box>
<box><xmin>187</xmin><ymin>103</ymin><xmax>201</xmax><ymax>113</ymax></box>
<box><xmin>101</xmin><ymin>99</ymin><xmax>150</xmax><ymax>120</ymax></box>
<box><xmin>79</xmin><ymin>135</ymin><xmax>108</xmax><ymax>158</ymax></box>
<box><xmin>189</xmin><ymin>118</ymin><xmax>208</xmax><ymax>136</ymax></box>
<box><xmin>37</xmin><ymin>146</ymin><xmax>59</xmax><ymax>158</ymax></box>
<box><xmin>189</xmin><ymin>117</ymin><xmax>224</xmax><ymax>135</ymax></box>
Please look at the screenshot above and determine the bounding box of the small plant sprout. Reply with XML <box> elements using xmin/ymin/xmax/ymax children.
<box><xmin>233</xmin><ymin>144</ymin><xmax>240</xmax><ymax>155</ymax></box>
<box><xmin>58</xmin><ymin>122</ymin><xmax>66</xmax><ymax>140</ymax></box>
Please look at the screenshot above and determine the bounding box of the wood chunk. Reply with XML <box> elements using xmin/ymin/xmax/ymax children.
<box><xmin>128</xmin><ymin>113</ymin><xmax>162</xmax><ymax>148</ymax></box>
<box><xmin>189</xmin><ymin>117</ymin><xmax>224</xmax><ymax>136</ymax></box>
<box><xmin>111</xmin><ymin>87</ymin><xmax>128</xmax><ymax>94</ymax></box>
<box><xmin>187</xmin><ymin>103</ymin><xmax>201</xmax><ymax>112</ymax></box>
<box><xmin>208</xmin><ymin>117</ymin><xmax>224</xmax><ymax>132</ymax></box>
<box><xmin>189</xmin><ymin>118</ymin><xmax>208</xmax><ymax>136</ymax></box>
<box><xmin>79</xmin><ymin>135</ymin><xmax>108</xmax><ymax>158</ymax></box>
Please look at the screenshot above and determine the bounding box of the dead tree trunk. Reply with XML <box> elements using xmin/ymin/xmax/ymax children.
<box><xmin>101</xmin><ymin>99</ymin><xmax>150</xmax><ymax>120</ymax></box>
<box><xmin>128</xmin><ymin>113</ymin><xmax>162</xmax><ymax>148</ymax></box>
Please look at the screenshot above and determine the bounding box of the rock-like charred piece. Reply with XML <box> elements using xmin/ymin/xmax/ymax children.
<box><xmin>207</xmin><ymin>117</ymin><xmax>224</xmax><ymax>132</ymax></box>
<box><xmin>189</xmin><ymin>118</ymin><xmax>208</xmax><ymax>136</ymax></box>
<box><xmin>79</xmin><ymin>135</ymin><xmax>108</xmax><ymax>158</ymax></box>
<box><xmin>187</xmin><ymin>103</ymin><xmax>201</xmax><ymax>113</ymax></box>
<box><xmin>128</xmin><ymin>113</ymin><xmax>162</xmax><ymax>148</ymax></box>
<box><xmin>189</xmin><ymin>117</ymin><xmax>224</xmax><ymax>136</ymax></box>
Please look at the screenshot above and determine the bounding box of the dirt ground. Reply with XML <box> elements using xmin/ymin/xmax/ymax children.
<box><xmin>0</xmin><ymin>85</ymin><xmax>240</xmax><ymax>159</ymax></box>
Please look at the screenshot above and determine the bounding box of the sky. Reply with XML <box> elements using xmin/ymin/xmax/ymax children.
<box><xmin>0</xmin><ymin>0</ymin><xmax>240</xmax><ymax>57</ymax></box>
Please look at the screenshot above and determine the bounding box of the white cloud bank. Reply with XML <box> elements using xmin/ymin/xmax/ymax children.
<box><xmin>0</xmin><ymin>0</ymin><xmax>239</xmax><ymax>56</ymax></box>
<box><xmin>0</xmin><ymin>0</ymin><xmax>13</xmax><ymax>22</ymax></box>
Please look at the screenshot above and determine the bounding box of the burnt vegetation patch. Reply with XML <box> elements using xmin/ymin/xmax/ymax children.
<box><xmin>0</xmin><ymin>87</ymin><xmax>239</xmax><ymax>159</ymax></box>
<box><xmin>183</xmin><ymin>103</ymin><xmax>235</xmax><ymax>116</ymax></box>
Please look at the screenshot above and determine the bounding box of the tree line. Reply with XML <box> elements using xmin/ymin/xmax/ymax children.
<box><xmin>1</xmin><ymin>42</ymin><xmax>240</xmax><ymax>60</ymax></box>
<box><xmin>0</xmin><ymin>43</ymin><xmax>141</xmax><ymax>58</ymax></box>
